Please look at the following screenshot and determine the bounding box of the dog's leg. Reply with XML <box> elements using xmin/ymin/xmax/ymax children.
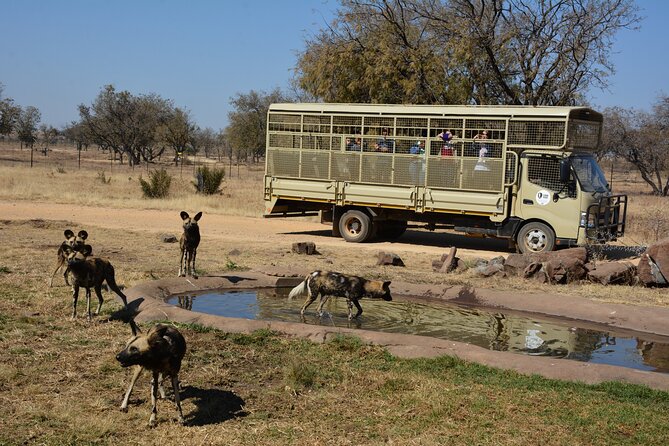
<box><xmin>152</xmin><ymin>373</ymin><xmax>166</xmax><ymax>399</ymax></box>
<box><xmin>120</xmin><ymin>366</ymin><xmax>143</xmax><ymax>412</ymax></box>
<box><xmin>178</xmin><ymin>249</ymin><xmax>186</xmax><ymax>277</ymax></box>
<box><xmin>86</xmin><ymin>287</ymin><xmax>92</xmax><ymax>322</ymax></box>
<box><xmin>346</xmin><ymin>298</ymin><xmax>354</xmax><ymax>320</ymax></box>
<box><xmin>316</xmin><ymin>295</ymin><xmax>330</xmax><ymax>317</ymax></box>
<box><xmin>93</xmin><ymin>285</ymin><xmax>104</xmax><ymax>316</ymax></box>
<box><xmin>149</xmin><ymin>370</ymin><xmax>160</xmax><ymax>427</ymax></box>
<box><xmin>191</xmin><ymin>249</ymin><xmax>198</xmax><ymax>278</ymax></box>
<box><xmin>63</xmin><ymin>266</ymin><xmax>71</xmax><ymax>286</ymax></box>
<box><xmin>300</xmin><ymin>293</ymin><xmax>317</xmax><ymax>315</ymax></box>
<box><xmin>351</xmin><ymin>298</ymin><xmax>363</xmax><ymax>319</ymax></box>
<box><xmin>71</xmin><ymin>285</ymin><xmax>80</xmax><ymax>319</ymax></box>
<box><xmin>49</xmin><ymin>258</ymin><xmax>64</xmax><ymax>288</ymax></box>
<box><xmin>171</xmin><ymin>373</ymin><xmax>185</xmax><ymax>425</ymax></box>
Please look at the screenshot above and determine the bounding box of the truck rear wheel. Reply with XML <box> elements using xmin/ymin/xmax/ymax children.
<box><xmin>339</xmin><ymin>210</ymin><xmax>374</xmax><ymax>243</ymax></box>
<box><xmin>516</xmin><ymin>222</ymin><xmax>555</xmax><ymax>254</ymax></box>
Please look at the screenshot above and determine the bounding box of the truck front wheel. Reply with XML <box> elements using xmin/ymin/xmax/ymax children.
<box><xmin>516</xmin><ymin>222</ymin><xmax>555</xmax><ymax>254</ymax></box>
<box><xmin>339</xmin><ymin>210</ymin><xmax>373</xmax><ymax>243</ymax></box>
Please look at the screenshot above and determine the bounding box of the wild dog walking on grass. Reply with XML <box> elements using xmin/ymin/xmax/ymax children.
<box><xmin>62</xmin><ymin>244</ymin><xmax>128</xmax><ymax>321</ymax></box>
<box><xmin>116</xmin><ymin>322</ymin><xmax>187</xmax><ymax>427</ymax></box>
<box><xmin>288</xmin><ymin>271</ymin><xmax>392</xmax><ymax>320</ymax></box>
<box><xmin>178</xmin><ymin>211</ymin><xmax>202</xmax><ymax>278</ymax></box>
<box><xmin>49</xmin><ymin>229</ymin><xmax>89</xmax><ymax>288</ymax></box>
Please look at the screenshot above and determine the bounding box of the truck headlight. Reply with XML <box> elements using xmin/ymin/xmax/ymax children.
<box><xmin>580</xmin><ymin>212</ymin><xmax>596</xmax><ymax>228</ymax></box>
<box><xmin>580</xmin><ymin>212</ymin><xmax>587</xmax><ymax>228</ymax></box>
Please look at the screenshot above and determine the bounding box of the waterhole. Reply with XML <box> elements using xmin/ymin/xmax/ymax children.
<box><xmin>166</xmin><ymin>288</ymin><xmax>669</xmax><ymax>374</ymax></box>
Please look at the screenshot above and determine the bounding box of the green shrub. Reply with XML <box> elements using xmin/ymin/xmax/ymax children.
<box><xmin>139</xmin><ymin>168</ymin><xmax>172</xmax><ymax>198</ymax></box>
<box><xmin>193</xmin><ymin>165</ymin><xmax>225</xmax><ymax>195</ymax></box>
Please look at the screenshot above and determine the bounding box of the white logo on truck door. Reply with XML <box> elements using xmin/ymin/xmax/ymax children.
<box><xmin>536</xmin><ymin>190</ymin><xmax>551</xmax><ymax>206</ymax></box>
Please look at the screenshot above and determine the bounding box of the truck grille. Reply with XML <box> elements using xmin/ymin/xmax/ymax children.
<box><xmin>585</xmin><ymin>194</ymin><xmax>627</xmax><ymax>242</ymax></box>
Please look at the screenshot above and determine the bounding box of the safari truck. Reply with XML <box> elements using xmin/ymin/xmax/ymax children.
<box><xmin>263</xmin><ymin>103</ymin><xmax>627</xmax><ymax>253</ymax></box>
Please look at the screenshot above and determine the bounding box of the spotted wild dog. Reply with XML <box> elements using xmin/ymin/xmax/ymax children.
<box><xmin>288</xmin><ymin>270</ymin><xmax>392</xmax><ymax>320</ymax></box>
<box><xmin>178</xmin><ymin>211</ymin><xmax>202</xmax><ymax>277</ymax></box>
<box><xmin>62</xmin><ymin>244</ymin><xmax>129</xmax><ymax>321</ymax></box>
<box><xmin>49</xmin><ymin>229</ymin><xmax>89</xmax><ymax>288</ymax></box>
<box><xmin>116</xmin><ymin>322</ymin><xmax>187</xmax><ymax>427</ymax></box>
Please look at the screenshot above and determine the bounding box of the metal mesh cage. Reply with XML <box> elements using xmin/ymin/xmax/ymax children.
<box><xmin>569</xmin><ymin>121</ymin><xmax>600</xmax><ymax>149</ymax></box>
<box><xmin>267</xmin><ymin>149</ymin><xmax>300</xmax><ymax>177</ymax></box>
<box><xmin>303</xmin><ymin>114</ymin><xmax>331</xmax><ymax>133</ymax></box>
<box><xmin>426</xmin><ymin>158</ymin><xmax>460</xmax><ymax>189</ymax></box>
<box><xmin>331</xmin><ymin>152</ymin><xmax>360</xmax><ymax>181</ymax></box>
<box><xmin>509</xmin><ymin>121</ymin><xmax>565</xmax><ymax>147</ymax></box>
<box><xmin>300</xmin><ymin>151</ymin><xmax>330</xmax><ymax>179</ymax></box>
<box><xmin>268</xmin><ymin>113</ymin><xmax>301</xmax><ymax>132</ymax></box>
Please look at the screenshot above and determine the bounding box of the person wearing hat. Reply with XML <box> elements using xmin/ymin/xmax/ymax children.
<box><xmin>409</xmin><ymin>140</ymin><xmax>426</xmax><ymax>185</ymax></box>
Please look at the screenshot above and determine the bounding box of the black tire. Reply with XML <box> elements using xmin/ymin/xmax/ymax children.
<box><xmin>339</xmin><ymin>210</ymin><xmax>373</xmax><ymax>243</ymax></box>
<box><xmin>516</xmin><ymin>222</ymin><xmax>555</xmax><ymax>254</ymax></box>
<box><xmin>377</xmin><ymin>220</ymin><xmax>407</xmax><ymax>240</ymax></box>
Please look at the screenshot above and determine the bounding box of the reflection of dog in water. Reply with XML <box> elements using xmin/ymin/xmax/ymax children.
<box><xmin>177</xmin><ymin>295</ymin><xmax>193</xmax><ymax>310</ymax></box>
<box><xmin>288</xmin><ymin>270</ymin><xmax>392</xmax><ymax>320</ymax></box>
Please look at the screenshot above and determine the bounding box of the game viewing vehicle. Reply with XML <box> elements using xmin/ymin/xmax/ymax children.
<box><xmin>263</xmin><ymin>103</ymin><xmax>626</xmax><ymax>253</ymax></box>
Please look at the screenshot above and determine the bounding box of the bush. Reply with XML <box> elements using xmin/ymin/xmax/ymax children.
<box><xmin>193</xmin><ymin>165</ymin><xmax>225</xmax><ymax>195</ymax></box>
<box><xmin>139</xmin><ymin>168</ymin><xmax>172</xmax><ymax>198</ymax></box>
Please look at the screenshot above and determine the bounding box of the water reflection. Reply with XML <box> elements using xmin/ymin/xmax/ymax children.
<box><xmin>167</xmin><ymin>288</ymin><xmax>669</xmax><ymax>373</ymax></box>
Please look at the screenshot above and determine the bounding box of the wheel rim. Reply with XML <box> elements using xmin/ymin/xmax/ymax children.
<box><xmin>344</xmin><ymin>217</ymin><xmax>363</xmax><ymax>237</ymax></box>
<box><xmin>524</xmin><ymin>228</ymin><xmax>547</xmax><ymax>252</ymax></box>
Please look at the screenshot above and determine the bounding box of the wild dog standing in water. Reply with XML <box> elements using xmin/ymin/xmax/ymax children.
<box><xmin>62</xmin><ymin>244</ymin><xmax>128</xmax><ymax>321</ymax></box>
<box><xmin>178</xmin><ymin>211</ymin><xmax>202</xmax><ymax>277</ymax></box>
<box><xmin>116</xmin><ymin>323</ymin><xmax>187</xmax><ymax>427</ymax></box>
<box><xmin>288</xmin><ymin>271</ymin><xmax>392</xmax><ymax>320</ymax></box>
<box><xmin>49</xmin><ymin>229</ymin><xmax>89</xmax><ymax>288</ymax></box>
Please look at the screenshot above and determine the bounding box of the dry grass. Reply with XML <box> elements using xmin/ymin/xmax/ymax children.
<box><xmin>1</xmin><ymin>221</ymin><xmax>668</xmax><ymax>445</ymax></box>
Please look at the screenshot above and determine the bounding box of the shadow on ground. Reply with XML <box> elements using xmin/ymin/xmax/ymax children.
<box><xmin>181</xmin><ymin>385</ymin><xmax>247</xmax><ymax>426</ymax></box>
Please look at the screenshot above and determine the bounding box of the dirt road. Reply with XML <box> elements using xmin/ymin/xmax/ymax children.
<box><xmin>0</xmin><ymin>199</ymin><xmax>509</xmax><ymax>258</ymax></box>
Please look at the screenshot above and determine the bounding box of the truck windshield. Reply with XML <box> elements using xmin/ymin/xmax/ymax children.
<box><xmin>570</xmin><ymin>155</ymin><xmax>609</xmax><ymax>193</ymax></box>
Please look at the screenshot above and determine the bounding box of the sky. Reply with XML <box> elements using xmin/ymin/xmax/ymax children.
<box><xmin>0</xmin><ymin>0</ymin><xmax>666</xmax><ymax>130</ymax></box>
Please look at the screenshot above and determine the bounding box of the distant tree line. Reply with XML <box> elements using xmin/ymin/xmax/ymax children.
<box><xmin>1</xmin><ymin>1</ymin><xmax>667</xmax><ymax>195</ymax></box>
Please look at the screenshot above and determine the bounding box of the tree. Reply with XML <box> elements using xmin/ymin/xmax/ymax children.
<box><xmin>225</xmin><ymin>88</ymin><xmax>288</xmax><ymax>162</ymax></box>
<box><xmin>0</xmin><ymin>83</ymin><xmax>21</xmax><ymax>137</ymax></box>
<box><xmin>16</xmin><ymin>106</ymin><xmax>41</xmax><ymax>149</ymax></box>
<box><xmin>39</xmin><ymin>124</ymin><xmax>59</xmax><ymax>150</ymax></box>
<box><xmin>157</xmin><ymin>107</ymin><xmax>195</xmax><ymax>162</ymax></box>
<box><xmin>296</xmin><ymin>0</ymin><xmax>640</xmax><ymax>106</ymax></box>
<box><xmin>62</xmin><ymin>121</ymin><xmax>92</xmax><ymax>151</ymax></box>
<box><xmin>191</xmin><ymin>127</ymin><xmax>219</xmax><ymax>159</ymax></box>
<box><xmin>77</xmin><ymin>85</ymin><xmax>173</xmax><ymax>165</ymax></box>
<box><xmin>601</xmin><ymin>97</ymin><xmax>669</xmax><ymax>196</ymax></box>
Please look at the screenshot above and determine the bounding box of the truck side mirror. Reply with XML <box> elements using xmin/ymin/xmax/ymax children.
<box><xmin>559</xmin><ymin>159</ymin><xmax>571</xmax><ymax>183</ymax></box>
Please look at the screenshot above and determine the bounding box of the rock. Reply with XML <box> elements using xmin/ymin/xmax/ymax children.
<box><xmin>161</xmin><ymin>234</ymin><xmax>178</xmax><ymax>243</ymax></box>
<box><xmin>523</xmin><ymin>257</ymin><xmax>587</xmax><ymax>284</ymax></box>
<box><xmin>637</xmin><ymin>238</ymin><xmax>669</xmax><ymax>287</ymax></box>
<box><xmin>587</xmin><ymin>261</ymin><xmax>637</xmax><ymax>285</ymax></box>
<box><xmin>291</xmin><ymin>242</ymin><xmax>318</xmax><ymax>255</ymax></box>
<box><xmin>377</xmin><ymin>252</ymin><xmax>405</xmax><ymax>267</ymax></box>
<box><xmin>504</xmin><ymin>254</ymin><xmax>532</xmax><ymax>276</ymax></box>
<box><xmin>478</xmin><ymin>262</ymin><xmax>506</xmax><ymax>278</ymax></box>
<box><xmin>638</xmin><ymin>254</ymin><xmax>668</xmax><ymax>287</ymax></box>
<box><xmin>439</xmin><ymin>247</ymin><xmax>458</xmax><ymax>273</ymax></box>
<box><xmin>228</xmin><ymin>248</ymin><xmax>241</xmax><ymax>256</ymax></box>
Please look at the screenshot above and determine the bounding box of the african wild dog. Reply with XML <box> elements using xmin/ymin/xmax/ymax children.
<box><xmin>62</xmin><ymin>244</ymin><xmax>128</xmax><ymax>321</ymax></box>
<box><xmin>116</xmin><ymin>323</ymin><xmax>187</xmax><ymax>427</ymax></box>
<box><xmin>288</xmin><ymin>271</ymin><xmax>392</xmax><ymax>320</ymax></box>
<box><xmin>178</xmin><ymin>211</ymin><xmax>202</xmax><ymax>277</ymax></box>
<box><xmin>49</xmin><ymin>229</ymin><xmax>89</xmax><ymax>288</ymax></box>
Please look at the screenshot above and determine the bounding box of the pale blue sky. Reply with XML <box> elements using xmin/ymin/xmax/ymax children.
<box><xmin>0</xmin><ymin>0</ymin><xmax>665</xmax><ymax>130</ymax></box>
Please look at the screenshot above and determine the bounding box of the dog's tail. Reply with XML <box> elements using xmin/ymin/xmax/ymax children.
<box><xmin>288</xmin><ymin>278</ymin><xmax>308</xmax><ymax>300</ymax></box>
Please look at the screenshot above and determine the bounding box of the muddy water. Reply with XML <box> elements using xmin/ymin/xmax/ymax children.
<box><xmin>166</xmin><ymin>288</ymin><xmax>669</xmax><ymax>374</ymax></box>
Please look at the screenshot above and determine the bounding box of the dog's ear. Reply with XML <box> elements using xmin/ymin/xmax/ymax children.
<box><xmin>180</xmin><ymin>211</ymin><xmax>190</xmax><ymax>221</ymax></box>
<box><xmin>130</xmin><ymin>319</ymin><xmax>141</xmax><ymax>336</ymax></box>
<box><xmin>147</xmin><ymin>324</ymin><xmax>170</xmax><ymax>345</ymax></box>
<box><xmin>193</xmin><ymin>212</ymin><xmax>202</xmax><ymax>221</ymax></box>
<box><xmin>77</xmin><ymin>230</ymin><xmax>88</xmax><ymax>240</ymax></box>
<box><xmin>383</xmin><ymin>281</ymin><xmax>391</xmax><ymax>289</ymax></box>
<box><xmin>82</xmin><ymin>244</ymin><xmax>93</xmax><ymax>256</ymax></box>
<box><xmin>64</xmin><ymin>229</ymin><xmax>74</xmax><ymax>239</ymax></box>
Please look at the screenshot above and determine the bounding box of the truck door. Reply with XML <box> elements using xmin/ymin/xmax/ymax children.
<box><xmin>517</xmin><ymin>154</ymin><xmax>580</xmax><ymax>242</ymax></box>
